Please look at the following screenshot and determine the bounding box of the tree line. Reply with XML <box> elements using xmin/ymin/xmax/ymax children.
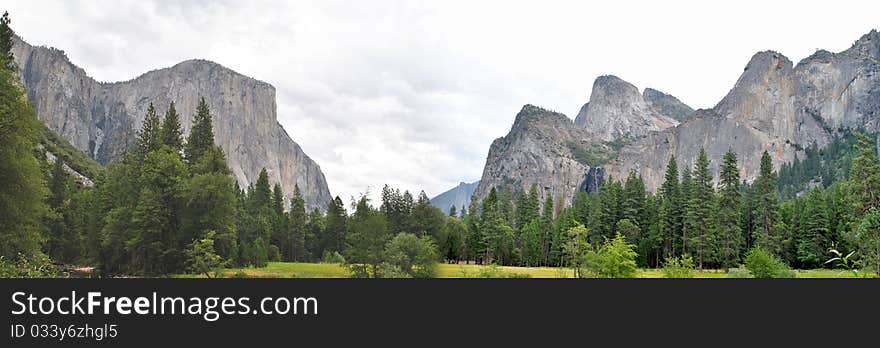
<box><xmin>451</xmin><ymin>136</ymin><xmax>880</xmax><ymax>276</ymax></box>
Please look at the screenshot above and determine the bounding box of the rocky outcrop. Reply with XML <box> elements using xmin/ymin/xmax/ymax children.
<box><xmin>473</xmin><ymin>105</ymin><xmax>605</xmax><ymax>211</ymax></box>
<box><xmin>643</xmin><ymin>88</ymin><xmax>694</xmax><ymax>122</ymax></box>
<box><xmin>430</xmin><ymin>181</ymin><xmax>480</xmax><ymax>214</ymax></box>
<box><xmin>12</xmin><ymin>36</ymin><xmax>332</xmax><ymax>211</ymax></box>
<box><xmin>609</xmin><ymin>37</ymin><xmax>880</xmax><ymax>190</ymax></box>
<box><xmin>574</xmin><ymin>75</ymin><xmax>680</xmax><ymax>141</ymax></box>
<box><xmin>476</xmin><ymin>29</ymin><xmax>880</xmax><ymax>207</ymax></box>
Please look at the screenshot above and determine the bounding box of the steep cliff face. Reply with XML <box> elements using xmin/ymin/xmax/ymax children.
<box><xmin>12</xmin><ymin>37</ymin><xmax>332</xmax><ymax>211</ymax></box>
<box><xmin>473</xmin><ymin>105</ymin><xmax>604</xmax><ymax>211</ymax></box>
<box><xmin>430</xmin><ymin>181</ymin><xmax>480</xmax><ymax>214</ymax></box>
<box><xmin>795</xmin><ymin>30</ymin><xmax>880</xmax><ymax>132</ymax></box>
<box><xmin>609</xmin><ymin>39</ymin><xmax>879</xmax><ymax>191</ymax></box>
<box><xmin>476</xmin><ymin>29</ymin><xmax>880</xmax><ymax>205</ymax></box>
<box><xmin>574</xmin><ymin>75</ymin><xmax>680</xmax><ymax>141</ymax></box>
<box><xmin>474</xmin><ymin>76</ymin><xmax>689</xmax><ymax>208</ymax></box>
<box><xmin>643</xmin><ymin>88</ymin><xmax>694</xmax><ymax>122</ymax></box>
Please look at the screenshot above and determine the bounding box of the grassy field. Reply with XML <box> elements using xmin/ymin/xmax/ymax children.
<box><xmin>190</xmin><ymin>262</ymin><xmax>872</xmax><ymax>278</ymax></box>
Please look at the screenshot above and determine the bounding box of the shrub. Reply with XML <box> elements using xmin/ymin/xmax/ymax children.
<box><xmin>726</xmin><ymin>268</ymin><xmax>754</xmax><ymax>278</ymax></box>
<box><xmin>662</xmin><ymin>254</ymin><xmax>696</xmax><ymax>278</ymax></box>
<box><xmin>459</xmin><ymin>264</ymin><xmax>530</xmax><ymax>278</ymax></box>
<box><xmin>321</xmin><ymin>251</ymin><xmax>346</xmax><ymax>264</ymax></box>
<box><xmin>584</xmin><ymin>233</ymin><xmax>638</xmax><ymax>278</ymax></box>
<box><xmin>384</xmin><ymin>233</ymin><xmax>439</xmax><ymax>278</ymax></box>
<box><xmin>744</xmin><ymin>247</ymin><xmax>795</xmax><ymax>278</ymax></box>
<box><xmin>0</xmin><ymin>254</ymin><xmax>59</xmax><ymax>278</ymax></box>
<box><xmin>267</xmin><ymin>245</ymin><xmax>281</xmax><ymax>262</ymax></box>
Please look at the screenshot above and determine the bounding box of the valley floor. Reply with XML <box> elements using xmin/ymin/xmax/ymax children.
<box><xmin>179</xmin><ymin>262</ymin><xmax>872</xmax><ymax>278</ymax></box>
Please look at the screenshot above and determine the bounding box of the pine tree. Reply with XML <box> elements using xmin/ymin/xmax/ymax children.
<box><xmin>449</xmin><ymin>205</ymin><xmax>457</xmax><ymax>217</ymax></box>
<box><xmin>658</xmin><ymin>155</ymin><xmax>682</xmax><ymax>257</ymax></box>
<box><xmin>541</xmin><ymin>193</ymin><xmax>555</xmax><ymax>265</ymax></box>
<box><xmin>305</xmin><ymin>208</ymin><xmax>323</xmax><ymax>261</ymax></box>
<box><xmin>851</xmin><ymin>130</ymin><xmax>880</xmax><ymax>213</ymax></box>
<box><xmin>135</xmin><ymin>103</ymin><xmax>162</xmax><ymax>162</ymax></box>
<box><xmin>251</xmin><ymin>168</ymin><xmax>272</xmax><ymax>213</ymax></box>
<box><xmin>184</xmin><ymin>97</ymin><xmax>215</xmax><ymax>166</ymax></box>
<box><xmin>412</xmin><ymin>191</ymin><xmax>445</xmax><ymax>240</ymax></box>
<box><xmin>0</xmin><ymin>12</ymin><xmax>15</xmax><ymax>69</ymax></box>
<box><xmin>344</xmin><ymin>195</ymin><xmax>388</xmax><ymax>277</ymax></box>
<box><xmin>515</xmin><ymin>185</ymin><xmax>540</xmax><ymax>230</ymax></box>
<box><xmin>268</xmin><ymin>183</ymin><xmax>288</xmax><ymax>258</ymax></box>
<box><xmin>753</xmin><ymin>150</ymin><xmax>780</xmax><ymax>254</ymax></box>
<box><xmin>160</xmin><ymin>101</ymin><xmax>183</xmax><ymax>152</ymax></box>
<box><xmin>324</xmin><ymin>196</ymin><xmax>348</xmax><ymax>253</ymax></box>
<box><xmin>622</xmin><ymin>170</ymin><xmax>646</xmax><ymax>229</ymax></box>
<box><xmin>796</xmin><ymin>188</ymin><xmax>829</xmax><ymax>268</ymax></box>
<box><xmin>680</xmin><ymin>167</ymin><xmax>693</xmax><ymax>255</ymax></box>
<box><xmin>716</xmin><ymin>149</ymin><xmax>743</xmax><ymax>269</ymax></box>
<box><xmin>289</xmin><ymin>185</ymin><xmax>307</xmax><ymax>261</ymax></box>
<box><xmin>685</xmin><ymin>148</ymin><xmax>716</xmax><ymax>269</ymax></box>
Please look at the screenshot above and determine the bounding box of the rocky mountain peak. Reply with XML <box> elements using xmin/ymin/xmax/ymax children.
<box><xmin>714</xmin><ymin>51</ymin><xmax>796</xmax><ymax>132</ymax></box>
<box><xmin>574</xmin><ymin>75</ymin><xmax>679</xmax><ymax>141</ymax></box>
<box><xmin>844</xmin><ymin>29</ymin><xmax>880</xmax><ymax>59</ymax></box>
<box><xmin>643</xmin><ymin>88</ymin><xmax>694</xmax><ymax>122</ymax></box>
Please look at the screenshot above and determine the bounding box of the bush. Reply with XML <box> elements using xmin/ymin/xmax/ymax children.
<box><xmin>321</xmin><ymin>251</ymin><xmax>346</xmax><ymax>264</ymax></box>
<box><xmin>267</xmin><ymin>245</ymin><xmax>281</xmax><ymax>262</ymax></box>
<box><xmin>726</xmin><ymin>268</ymin><xmax>754</xmax><ymax>278</ymax></box>
<box><xmin>379</xmin><ymin>263</ymin><xmax>412</xmax><ymax>278</ymax></box>
<box><xmin>744</xmin><ymin>247</ymin><xmax>795</xmax><ymax>278</ymax></box>
<box><xmin>384</xmin><ymin>233</ymin><xmax>439</xmax><ymax>278</ymax></box>
<box><xmin>459</xmin><ymin>264</ymin><xmax>531</xmax><ymax>278</ymax></box>
<box><xmin>0</xmin><ymin>254</ymin><xmax>59</xmax><ymax>278</ymax></box>
<box><xmin>662</xmin><ymin>254</ymin><xmax>696</xmax><ymax>278</ymax></box>
<box><xmin>584</xmin><ymin>233</ymin><xmax>638</xmax><ymax>278</ymax></box>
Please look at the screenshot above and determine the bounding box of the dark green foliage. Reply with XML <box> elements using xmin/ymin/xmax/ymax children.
<box><xmin>384</xmin><ymin>233</ymin><xmax>438</xmax><ymax>278</ymax></box>
<box><xmin>685</xmin><ymin>148</ymin><xmax>716</xmax><ymax>269</ymax></box>
<box><xmin>344</xmin><ymin>196</ymin><xmax>389</xmax><ymax>278</ymax></box>
<box><xmin>584</xmin><ymin>233</ymin><xmax>637</xmax><ymax>278</ymax></box>
<box><xmin>716</xmin><ymin>149</ymin><xmax>743</xmax><ymax>269</ymax></box>
<box><xmin>777</xmin><ymin>132</ymin><xmax>861</xmax><ymax>199</ymax></box>
<box><xmin>0</xmin><ymin>30</ymin><xmax>48</xmax><ymax>260</ymax></box>
<box><xmin>659</xmin><ymin>155</ymin><xmax>683</xmax><ymax>258</ymax></box>
<box><xmin>744</xmin><ymin>247</ymin><xmax>794</xmax><ymax>278</ymax></box>
<box><xmin>855</xmin><ymin>209</ymin><xmax>880</xmax><ymax>276</ymax></box>
<box><xmin>288</xmin><ymin>185</ymin><xmax>308</xmax><ymax>261</ymax></box>
<box><xmin>323</xmin><ymin>197</ymin><xmax>347</xmax><ymax>254</ymax></box>
<box><xmin>184</xmin><ymin>97</ymin><xmax>215</xmax><ymax>166</ymax></box>
<box><xmin>442</xmin><ymin>215</ymin><xmax>465</xmax><ymax>262</ymax></box>
<box><xmin>0</xmin><ymin>12</ymin><xmax>15</xmax><ymax>69</ymax></box>
<box><xmin>412</xmin><ymin>191</ymin><xmax>446</xmax><ymax>243</ymax></box>
<box><xmin>566</xmin><ymin>141</ymin><xmax>615</xmax><ymax>166</ymax></box>
<box><xmin>753</xmin><ymin>150</ymin><xmax>781</xmax><ymax>255</ymax></box>
<box><xmin>160</xmin><ymin>101</ymin><xmax>183</xmax><ymax>152</ymax></box>
<box><xmin>135</xmin><ymin>103</ymin><xmax>162</xmax><ymax>163</ymax></box>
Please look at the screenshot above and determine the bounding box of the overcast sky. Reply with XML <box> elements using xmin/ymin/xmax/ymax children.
<box><xmin>5</xmin><ymin>0</ymin><xmax>880</xmax><ymax>203</ymax></box>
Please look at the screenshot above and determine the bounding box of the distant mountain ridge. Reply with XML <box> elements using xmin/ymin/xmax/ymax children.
<box><xmin>430</xmin><ymin>181</ymin><xmax>479</xmax><ymax>214</ymax></box>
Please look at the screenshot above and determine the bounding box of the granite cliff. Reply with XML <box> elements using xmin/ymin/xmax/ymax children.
<box><xmin>12</xmin><ymin>36</ymin><xmax>332</xmax><ymax>211</ymax></box>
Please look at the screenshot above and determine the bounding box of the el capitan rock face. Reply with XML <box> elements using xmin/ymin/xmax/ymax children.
<box><xmin>12</xmin><ymin>36</ymin><xmax>332</xmax><ymax>211</ymax></box>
